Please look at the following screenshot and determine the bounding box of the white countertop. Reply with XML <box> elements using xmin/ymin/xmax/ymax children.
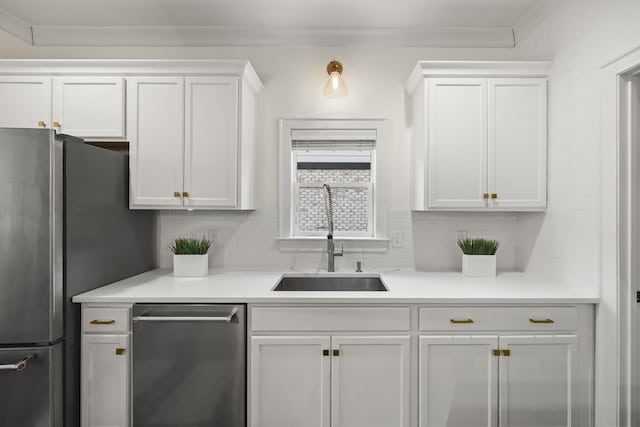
<box><xmin>72</xmin><ymin>269</ymin><xmax>599</xmax><ymax>304</ymax></box>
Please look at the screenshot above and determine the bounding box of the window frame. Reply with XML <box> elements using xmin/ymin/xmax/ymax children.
<box><xmin>278</xmin><ymin>118</ymin><xmax>388</xmax><ymax>240</ymax></box>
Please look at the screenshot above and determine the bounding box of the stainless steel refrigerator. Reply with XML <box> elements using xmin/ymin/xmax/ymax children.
<box><xmin>0</xmin><ymin>128</ymin><xmax>155</xmax><ymax>427</ymax></box>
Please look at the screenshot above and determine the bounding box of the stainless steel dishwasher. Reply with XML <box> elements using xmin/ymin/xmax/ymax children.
<box><xmin>132</xmin><ymin>304</ymin><xmax>246</xmax><ymax>427</ymax></box>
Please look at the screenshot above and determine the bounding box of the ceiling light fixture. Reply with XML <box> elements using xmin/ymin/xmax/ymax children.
<box><xmin>323</xmin><ymin>60</ymin><xmax>348</xmax><ymax>98</ymax></box>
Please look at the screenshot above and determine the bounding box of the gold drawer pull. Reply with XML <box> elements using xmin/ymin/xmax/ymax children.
<box><xmin>529</xmin><ymin>318</ymin><xmax>554</xmax><ymax>324</ymax></box>
<box><xmin>53</xmin><ymin>121</ymin><xmax>61</xmax><ymax>128</ymax></box>
<box><xmin>491</xmin><ymin>193</ymin><xmax>498</xmax><ymax>199</ymax></box>
<box><xmin>450</xmin><ymin>318</ymin><xmax>474</xmax><ymax>324</ymax></box>
<box><xmin>115</xmin><ymin>348</ymin><xmax>126</xmax><ymax>355</ymax></box>
<box><xmin>483</xmin><ymin>193</ymin><xmax>489</xmax><ymax>199</ymax></box>
<box><xmin>492</xmin><ymin>349</ymin><xmax>501</xmax><ymax>357</ymax></box>
<box><xmin>173</xmin><ymin>192</ymin><xmax>181</xmax><ymax>197</ymax></box>
<box><xmin>323</xmin><ymin>349</ymin><xmax>329</xmax><ymax>356</ymax></box>
<box><xmin>182</xmin><ymin>192</ymin><xmax>189</xmax><ymax>197</ymax></box>
<box><xmin>38</xmin><ymin>120</ymin><xmax>46</xmax><ymax>127</ymax></box>
<box><xmin>333</xmin><ymin>349</ymin><xmax>340</xmax><ymax>357</ymax></box>
<box><xmin>90</xmin><ymin>319</ymin><xmax>116</xmax><ymax>325</ymax></box>
<box><xmin>502</xmin><ymin>349</ymin><xmax>511</xmax><ymax>356</ymax></box>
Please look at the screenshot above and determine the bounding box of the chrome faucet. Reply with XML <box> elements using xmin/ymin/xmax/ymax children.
<box><xmin>322</xmin><ymin>184</ymin><xmax>343</xmax><ymax>272</ymax></box>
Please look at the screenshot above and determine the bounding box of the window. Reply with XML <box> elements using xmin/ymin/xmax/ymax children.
<box><xmin>279</xmin><ymin>119</ymin><xmax>387</xmax><ymax>240</ymax></box>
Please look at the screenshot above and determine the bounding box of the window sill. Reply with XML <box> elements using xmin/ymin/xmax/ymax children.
<box><xmin>276</xmin><ymin>236</ymin><xmax>391</xmax><ymax>253</ymax></box>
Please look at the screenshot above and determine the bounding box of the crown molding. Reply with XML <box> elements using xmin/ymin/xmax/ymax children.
<box><xmin>513</xmin><ymin>0</ymin><xmax>567</xmax><ymax>46</ymax></box>
<box><xmin>0</xmin><ymin>7</ymin><xmax>32</xmax><ymax>44</ymax></box>
<box><xmin>405</xmin><ymin>61</ymin><xmax>552</xmax><ymax>93</ymax></box>
<box><xmin>27</xmin><ymin>25</ymin><xmax>516</xmax><ymax>48</ymax></box>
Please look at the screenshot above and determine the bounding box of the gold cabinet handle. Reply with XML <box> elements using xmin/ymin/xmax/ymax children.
<box><xmin>450</xmin><ymin>318</ymin><xmax>474</xmax><ymax>324</ymax></box>
<box><xmin>483</xmin><ymin>193</ymin><xmax>489</xmax><ymax>199</ymax></box>
<box><xmin>492</xmin><ymin>349</ymin><xmax>501</xmax><ymax>357</ymax></box>
<box><xmin>333</xmin><ymin>349</ymin><xmax>340</xmax><ymax>357</ymax></box>
<box><xmin>173</xmin><ymin>192</ymin><xmax>181</xmax><ymax>197</ymax></box>
<box><xmin>529</xmin><ymin>318</ymin><xmax>554</xmax><ymax>324</ymax></box>
<box><xmin>90</xmin><ymin>319</ymin><xmax>115</xmax><ymax>325</ymax></box>
<box><xmin>491</xmin><ymin>193</ymin><xmax>498</xmax><ymax>199</ymax></box>
<box><xmin>322</xmin><ymin>349</ymin><xmax>329</xmax><ymax>356</ymax></box>
<box><xmin>115</xmin><ymin>348</ymin><xmax>126</xmax><ymax>355</ymax></box>
<box><xmin>53</xmin><ymin>121</ymin><xmax>61</xmax><ymax>128</ymax></box>
<box><xmin>502</xmin><ymin>349</ymin><xmax>511</xmax><ymax>356</ymax></box>
<box><xmin>38</xmin><ymin>121</ymin><xmax>46</xmax><ymax>128</ymax></box>
<box><xmin>182</xmin><ymin>192</ymin><xmax>189</xmax><ymax>197</ymax></box>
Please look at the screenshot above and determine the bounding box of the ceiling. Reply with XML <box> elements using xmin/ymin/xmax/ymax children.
<box><xmin>0</xmin><ymin>0</ymin><xmax>563</xmax><ymax>47</ymax></box>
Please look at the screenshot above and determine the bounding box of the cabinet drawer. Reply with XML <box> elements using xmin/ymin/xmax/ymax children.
<box><xmin>251</xmin><ymin>307</ymin><xmax>410</xmax><ymax>332</ymax></box>
<box><xmin>419</xmin><ymin>306</ymin><xmax>578</xmax><ymax>332</ymax></box>
<box><xmin>82</xmin><ymin>307</ymin><xmax>130</xmax><ymax>332</ymax></box>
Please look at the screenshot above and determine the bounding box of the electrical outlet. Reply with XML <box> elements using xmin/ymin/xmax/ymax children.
<box><xmin>391</xmin><ymin>231</ymin><xmax>403</xmax><ymax>248</ymax></box>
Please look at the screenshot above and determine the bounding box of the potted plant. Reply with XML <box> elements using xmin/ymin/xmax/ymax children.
<box><xmin>169</xmin><ymin>236</ymin><xmax>212</xmax><ymax>277</ymax></box>
<box><xmin>457</xmin><ymin>237</ymin><xmax>500</xmax><ymax>277</ymax></box>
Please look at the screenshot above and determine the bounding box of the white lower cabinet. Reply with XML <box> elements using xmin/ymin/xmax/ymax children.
<box><xmin>250</xmin><ymin>336</ymin><xmax>331</xmax><ymax>427</ymax></box>
<box><xmin>81</xmin><ymin>333</ymin><xmax>130</xmax><ymax>427</ymax></box>
<box><xmin>250</xmin><ymin>334</ymin><xmax>410</xmax><ymax>427</ymax></box>
<box><xmin>249</xmin><ymin>306</ymin><xmax>412</xmax><ymax>427</ymax></box>
<box><xmin>331</xmin><ymin>336</ymin><xmax>411</xmax><ymax>427</ymax></box>
<box><xmin>498</xmin><ymin>335</ymin><xmax>577</xmax><ymax>427</ymax></box>
<box><xmin>419</xmin><ymin>335</ymin><xmax>499</xmax><ymax>427</ymax></box>
<box><xmin>417</xmin><ymin>304</ymin><xmax>593</xmax><ymax>427</ymax></box>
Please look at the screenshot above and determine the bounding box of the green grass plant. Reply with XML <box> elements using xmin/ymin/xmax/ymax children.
<box><xmin>457</xmin><ymin>237</ymin><xmax>500</xmax><ymax>255</ymax></box>
<box><xmin>169</xmin><ymin>236</ymin><xmax>211</xmax><ymax>255</ymax></box>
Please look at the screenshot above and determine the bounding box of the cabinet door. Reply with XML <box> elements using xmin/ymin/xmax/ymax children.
<box><xmin>184</xmin><ymin>76</ymin><xmax>238</xmax><ymax>208</ymax></box>
<box><xmin>53</xmin><ymin>77</ymin><xmax>125</xmax><ymax>138</ymax></box>
<box><xmin>499</xmin><ymin>335</ymin><xmax>577</xmax><ymax>427</ymax></box>
<box><xmin>250</xmin><ymin>336</ymin><xmax>330</xmax><ymax>427</ymax></box>
<box><xmin>81</xmin><ymin>334</ymin><xmax>129</xmax><ymax>427</ymax></box>
<box><xmin>331</xmin><ymin>336</ymin><xmax>411</xmax><ymax>427</ymax></box>
<box><xmin>419</xmin><ymin>335</ymin><xmax>498</xmax><ymax>427</ymax></box>
<box><xmin>0</xmin><ymin>76</ymin><xmax>51</xmax><ymax>129</ymax></box>
<box><xmin>427</xmin><ymin>78</ymin><xmax>488</xmax><ymax>209</ymax></box>
<box><xmin>488</xmin><ymin>79</ymin><xmax>547</xmax><ymax>209</ymax></box>
<box><xmin>127</xmin><ymin>77</ymin><xmax>184</xmax><ymax>208</ymax></box>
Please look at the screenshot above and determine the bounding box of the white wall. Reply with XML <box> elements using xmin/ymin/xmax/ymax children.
<box><xmin>514</xmin><ymin>1</ymin><xmax>640</xmax><ymax>425</ymax></box>
<box><xmin>514</xmin><ymin>0</ymin><xmax>640</xmax><ymax>287</ymax></box>
<box><xmin>0</xmin><ymin>33</ymin><xmax>528</xmax><ymax>271</ymax></box>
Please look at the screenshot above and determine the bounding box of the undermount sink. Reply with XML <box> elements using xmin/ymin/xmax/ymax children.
<box><xmin>272</xmin><ymin>275</ymin><xmax>388</xmax><ymax>292</ymax></box>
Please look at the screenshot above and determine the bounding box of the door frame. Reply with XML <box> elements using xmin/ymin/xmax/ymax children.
<box><xmin>601</xmin><ymin>45</ymin><xmax>640</xmax><ymax>427</ymax></box>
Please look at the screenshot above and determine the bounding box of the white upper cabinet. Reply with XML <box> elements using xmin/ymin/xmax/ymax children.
<box><xmin>0</xmin><ymin>76</ymin><xmax>51</xmax><ymax>129</ymax></box>
<box><xmin>427</xmin><ymin>78</ymin><xmax>488</xmax><ymax>208</ymax></box>
<box><xmin>0</xmin><ymin>74</ymin><xmax>125</xmax><ymax>137</ymax></box>
<box><xmin>407</xmin><ymin>61</ymin><xmax>550</xmax><ymax>211</ymax></box>
<box><xmin>184</xmin><ymin>76</ymin><xmax>238</xmax><ymax>208</ymax></box>
<box><xmin>127</xmin><ymin>63</ymin><xmax>262</xmax><ymax>210</ymax></box>
<box><xmin>127</xmin><ymin>76</ymin><xmax>185</xmax><ymax>208</ymax></box>
<box><xmin>53</xmin><ymin>77</ymin><xmax>125</xmax><ymax>138</ymax></box>
<box><xmin>488</xmin><ymin>78</ymin><xmax>547</xmax><ymax>209</ymax></box>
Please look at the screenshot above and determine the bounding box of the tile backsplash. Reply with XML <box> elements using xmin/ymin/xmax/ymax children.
<box><xmin>157</xmin><ymin>209</ymin><xmax>539</xmax><ymax>272</ymax></box>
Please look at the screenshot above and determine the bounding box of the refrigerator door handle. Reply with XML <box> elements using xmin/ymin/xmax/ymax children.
<box><xmin>0</xmin><ymin>354</ymin><xmax>35</xmax><ymax>372</ymax></box>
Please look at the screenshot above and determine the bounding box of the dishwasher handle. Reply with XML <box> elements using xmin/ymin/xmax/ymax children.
<box><xmin>133</xmin><ymin>307</ymin><xmax>238</xmax><ymax>323</ymax></box>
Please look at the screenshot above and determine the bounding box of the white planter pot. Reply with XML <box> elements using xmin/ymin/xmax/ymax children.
<box><xmin>173</xmin><ymin>254</ymin><xmax>209</xmax><ymax>277</ymax></box>
<box><xmin>462</xmin><ymin>254</ymin><xmax>496</xmax><ymax>277</ymax></box>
